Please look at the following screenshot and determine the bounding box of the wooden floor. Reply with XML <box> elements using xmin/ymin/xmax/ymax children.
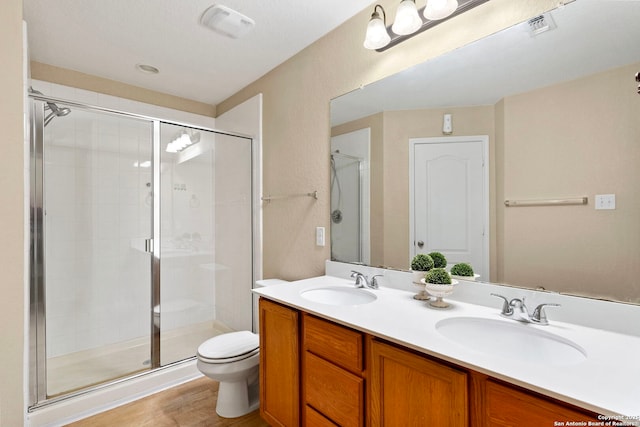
<box><xmin>66</xmin><ymin>377</ymin><xmax>269</xmax><ymax>427</ymax></box>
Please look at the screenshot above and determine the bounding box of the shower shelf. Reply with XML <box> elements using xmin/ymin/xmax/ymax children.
<box><xmin>262</xmin><ymin>191</ymin><xmax>318</xmax><ymax>203</ymax></box>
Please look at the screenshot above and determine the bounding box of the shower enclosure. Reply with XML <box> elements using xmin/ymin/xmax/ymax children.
<box><xmin>330</xmin><ymin>128</ymin><xmax>370</xmax><ymax>265</ymax></box>
<box><xmin>330</xmin><ymin>152</ymin><xmax>363</xmax><ymax>263</ymax></box>
<box><xmin>28</xmin><ymin>93</ymin><xmax>254</xmax><ymax>407</ymax></box>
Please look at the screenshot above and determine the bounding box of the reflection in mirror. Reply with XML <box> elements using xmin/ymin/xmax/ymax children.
<box><xmin>330</xmin><ymin>128</ymin><xmax>371</xmax><ymax>265</ymax></box>
<box><xmin>330</xmin><ymin>0</ymin><xmax>640</xmax><ymax>303</ymax></box>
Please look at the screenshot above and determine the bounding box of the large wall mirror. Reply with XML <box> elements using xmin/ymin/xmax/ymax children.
<box><xmin>330</xmin><ymin>0</ymin><xmax>640</xmax><ymax>304</ymax></box>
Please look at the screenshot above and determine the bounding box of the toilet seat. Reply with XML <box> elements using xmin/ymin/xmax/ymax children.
<box><xmin>197</xmin><ymin>331</ymin><xmax>259</xmax><ymax>364</ymax></box>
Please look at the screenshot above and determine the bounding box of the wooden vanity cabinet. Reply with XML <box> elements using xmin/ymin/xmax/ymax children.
<box><xmin>302</xmin><ymin>313</ymin><xmax>365</xmax><ymax>427</ymax></box>
<box><xmin>475</xmin><ymin>377</ymin><xmax>600</xmax><ymax>427</ymax></box>
<box><xmin>259</xmin><ymin>298</ymin><xmax>300</xmax><ymax>427</ymax></box>
<box><xmin>368</xmin><ymin>337</ymin><xmax>468</xmax><ymax>426</ymax></box>
<box><xmin>259</xmin><ymin>300</ymin><xmax>601</xmax><ymax>426</ymax></box>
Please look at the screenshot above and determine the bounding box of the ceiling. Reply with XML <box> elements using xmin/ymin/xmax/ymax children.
<box><xmin>23</xmin><ymin>0</ymin><xmax>374</xmax><ymax>106</ymax></box>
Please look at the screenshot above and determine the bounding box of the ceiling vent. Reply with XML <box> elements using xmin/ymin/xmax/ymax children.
<box><xmin>200</xmin><ymin>4</ymin><xmax>255</xmax><ymax>39</ymax></box>
<box><xmin>527</xmin><ymin>13</ymin><xmax>557</xmax><ymax>37</ymax></box>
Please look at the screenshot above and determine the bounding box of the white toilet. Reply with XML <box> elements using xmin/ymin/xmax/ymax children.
<box><xmin>196</xmin><ymin>278</ymin><xmax>288</xmax><ymax>418</ymax></box>
<box><xmin>197</xmin><ymin>330</ymin><xmax>260</xmax><ymax>418</ymax></box>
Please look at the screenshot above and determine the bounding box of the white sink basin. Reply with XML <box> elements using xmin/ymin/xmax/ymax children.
<box><xmin>300</xmin><ymin>286</ymin><xmax>377</xmax><ymax>306</ymax></box>
<box><xmin>436</xmin><ymin>317</ymin><xmax>587</xmax><ymax>366</ymax></box>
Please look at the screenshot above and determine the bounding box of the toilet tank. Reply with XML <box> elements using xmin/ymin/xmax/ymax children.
<box><xmin>252</xmin><ymin>279</ymin><xmax>288</xmax><ymax>332</ymax></box>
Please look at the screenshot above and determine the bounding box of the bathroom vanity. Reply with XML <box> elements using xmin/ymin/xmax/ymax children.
<box><xmin>255</xmin><ymin>275</ymin><xmax>640</xmax><ymax>426</ymax></box>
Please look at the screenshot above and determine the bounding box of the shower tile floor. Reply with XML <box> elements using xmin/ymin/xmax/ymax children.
<box><xmin>47</xmin><ymin>321</ymin><xmax>232</xmax><ymax>397</ymax></box>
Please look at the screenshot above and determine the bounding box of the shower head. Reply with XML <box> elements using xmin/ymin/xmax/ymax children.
<box><xmin>46</xmin><ymin>103</ymin><xmax>71</xmax><ymax>117</ymax></box>
<box><xmin>44</xmin><ymin>106</ymin><xmax>71</xmax><ymax>126</ymax></box>
<box><xmin>30</xmin><ymin>87</ymin><xmax>72</xmax><ymax>126</ymax></box>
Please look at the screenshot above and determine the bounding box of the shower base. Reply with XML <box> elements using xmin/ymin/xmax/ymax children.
<box><xmin>46</xmin><ymin>320</ymin><xmax>232</xmax><ymax>397</ymax></box>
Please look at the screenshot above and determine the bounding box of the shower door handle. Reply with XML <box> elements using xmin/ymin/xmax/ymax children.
<box><xmin>145</xmin><ymin>239</ymin><xmax>154</xmax><ymax>253</ymax></box>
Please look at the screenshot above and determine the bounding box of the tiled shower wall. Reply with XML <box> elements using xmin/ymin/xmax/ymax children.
<box><xmin>32</xmin><ymin>80</ymin><xmax>216</xmax><ymax>357</ymax></box>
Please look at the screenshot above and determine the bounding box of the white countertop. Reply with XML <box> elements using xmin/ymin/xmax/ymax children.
<box><xmin>253</xmin><ymin>275</ymin><xmax>640</xmax><ymax>419</ymax></box>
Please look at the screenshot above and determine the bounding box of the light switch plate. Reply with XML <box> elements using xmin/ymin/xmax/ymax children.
<box><xmin>443</xmin><ymin>113</ymin><xmax>453</xmax><ymax>134</ymax></box>
<box><xmin>316</xmin><ymin>227</ymin><xmax>325</xmax><ymax>246</ymax></box>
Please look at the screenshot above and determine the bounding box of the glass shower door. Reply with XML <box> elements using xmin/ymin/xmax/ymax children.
<box><xmin>30</xmin><ymin>95</ymin><xmax>257</xmax><ymax>407</ymax></box>
<box><xmin>39</xmin><ymin>103</ymin><xmax>154</xmax><ymax>397</ymax></box>
<box><xmin>158</xmin><ymin>123</ymin><xmax>253</xmax><ymax>365</ymax></box>
<box><xmin>330</xmin><ymin>153</ymin><xmax>362</xmax><ymax>263</ymax></box>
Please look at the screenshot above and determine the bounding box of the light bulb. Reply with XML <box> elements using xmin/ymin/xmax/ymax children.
<box><xmin>424</xmin><ymin>0</ymin><xmax>458</xmax><ymax>20</ymax></box>
<box><xmin>166</xmin><ymin>142</ymin><xmax>178</xmax><ymax>153</ymax></box>
<box><xmin>392</xmin><ymin>0</ymin><xmax>422</xmax><ymax>35</ymax></box>
<box><xmin>363</xmin><ymin>8</ymin><xmax>391</xmax><ymax>50</ymax></box>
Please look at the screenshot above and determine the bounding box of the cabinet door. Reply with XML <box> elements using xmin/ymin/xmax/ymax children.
<box><xmin>369</xmin><ymin>338</ymin><xmax>468</xmax><ymax>427</ymax></box>
<box><xmin>259</xmin><ymin>298</ymin><xmax>300</xmax><ymax>427</ymax></box>
<box><xmin>483</xmin><ymin>379</ymin><xmax>599</xmax><ymax>427</ymax></box>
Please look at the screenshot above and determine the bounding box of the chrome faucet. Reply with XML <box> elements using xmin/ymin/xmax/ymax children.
<box><xmin>509</xmin><ymin>298</ymin><xmax>531</xmax><ymax>322</ymax></box>
<box><xmin>491</xmin><ymin>293</ymin><xmax>560</xmax><ymax>325</ymax></box>
<box><xmin>530</xmin><ymin>302</ymin><xmax>561</xmax><ymax>325</ymax></box>
<box><xmin>350</xmin><ymin>271</ymin><xmax>380</xmax><ymax>289</ymax></box>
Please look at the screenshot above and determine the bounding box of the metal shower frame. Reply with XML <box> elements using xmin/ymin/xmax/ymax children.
<box><xmin>27</xmin><ymin>92</ymin><xmax>256</xmax><ymax>410</ymax></box>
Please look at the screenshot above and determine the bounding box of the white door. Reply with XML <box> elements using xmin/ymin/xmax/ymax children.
<box><xmin>410</xmin><ymin>136</ymin><xmax>488</xmax><ymax>280</ymax></box>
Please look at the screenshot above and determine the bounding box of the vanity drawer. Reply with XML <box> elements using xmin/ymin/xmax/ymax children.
<box><xmin>303</xmin><ymin>313</ymin><xmax>364</xmax><ymax>373</ymax></box>
<box><xmin>305</xmin><ymin>405</ymin><xmax>339</xmax><ymax>427</ymax></box>
<box><xmin>304</xmin><ymin>351</ymin><xmax>364</xmax><ymax>427</ymax></box>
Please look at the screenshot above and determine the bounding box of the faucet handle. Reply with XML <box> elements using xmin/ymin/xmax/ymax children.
<box><xmin>370</xmin><ymin>274</ymin><xmax>383</xmax><ymax>289</ymax></box>
<box><xmin>531</xmin><ymin>303</ymin><xmax>561</xmax><ymax>325</ymax></box>
<box><xmin>491</xmin><ymin>293</ymin><xmax>513</xmax><ymax>316</ymax></box>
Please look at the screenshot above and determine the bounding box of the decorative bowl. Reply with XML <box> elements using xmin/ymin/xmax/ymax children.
<box><xmin>420</xmin><ymin>278</ymin><xmax>458</xmax><ymax>308</ymax></box>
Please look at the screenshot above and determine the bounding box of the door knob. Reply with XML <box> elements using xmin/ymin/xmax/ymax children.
<box><xmin>417</xmin><ymin>240</ymin><xmax>424</xmax><ymax>248</ymax></box>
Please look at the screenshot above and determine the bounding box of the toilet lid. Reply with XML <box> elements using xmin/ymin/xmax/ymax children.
<box><xmin>197</xmin><ymin>331</ymin><xmax>259</xmax><ymax>361</ymax></box>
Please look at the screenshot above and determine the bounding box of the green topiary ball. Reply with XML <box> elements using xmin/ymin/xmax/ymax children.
<box><xmin>425</xmin><ymin>268</ymin><xmax>452</xmax><ymax>285</ymax></box>
<box><xmin>411</xmin><ymin>254</ymin><xmax>434</xmax><ymax>271</ymax></box>
<box><xmin>428</xmin><ymin>251</ymin><xmax>447</xmax><ymax>269</ymax></box>
<box><xmin>450</xmin><ymin>263</ymin><xmax>474</xmax><ymax>277</ymax></box>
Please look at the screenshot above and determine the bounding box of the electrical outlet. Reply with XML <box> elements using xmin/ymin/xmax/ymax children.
<box><xmin>595</xmin><ymin>194</ymin><xmax>615</xmax><ymax>210</ymax></box>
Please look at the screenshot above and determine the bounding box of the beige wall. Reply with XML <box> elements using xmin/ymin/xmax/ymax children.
<box><xmin>31</xmin><ymin>62</ymin><xmax>216</xmax><ymax>117</ymax></box>
<box><xmin>1</xmin><ymin>0</ymin><xmax>25</xmax><ymax>425</ymax></box>
<box><xmin>333</xmin><ymin>106</ymin><xmax>495</xmax><ymax>270</ymax></box>
<box><xmin>498</xmin><ymin>62</ymin><xmax>640</xmax><ymax>302</ymax></box>
<box><xmin>2</xmin><ymin>0</ymin><xmax>559</xmax><ymax>420</ymax></box>
<box><xmin>218</xmin><ymin>0</ymin><xmax>559</xmax><ymax>280</ymax></box>
<box><xmin>382</xmin><ymin>106</ymin><xmax>496</xmax><ymax>270</ymax></box>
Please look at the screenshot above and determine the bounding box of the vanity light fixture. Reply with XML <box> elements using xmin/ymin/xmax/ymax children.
<box><xmin>364</xmin><ymin>0</ymin><xmax>489</xmax><ymax>52</ymax></box>
<box><xmin>166</xmin><ymin>130</ymin><xmax>201</xmax><ymax>153</ymax></box>
<box><xmin>363</xmin><ymin>5</ymin><xmax>391</xmax><ymax>50</ymax></box>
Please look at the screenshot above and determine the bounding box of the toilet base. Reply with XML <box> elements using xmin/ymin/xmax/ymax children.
<box><xmin>216</xmin><ymin>377</ymin><xmax>259</xmax><ymax>418</ymax></box>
